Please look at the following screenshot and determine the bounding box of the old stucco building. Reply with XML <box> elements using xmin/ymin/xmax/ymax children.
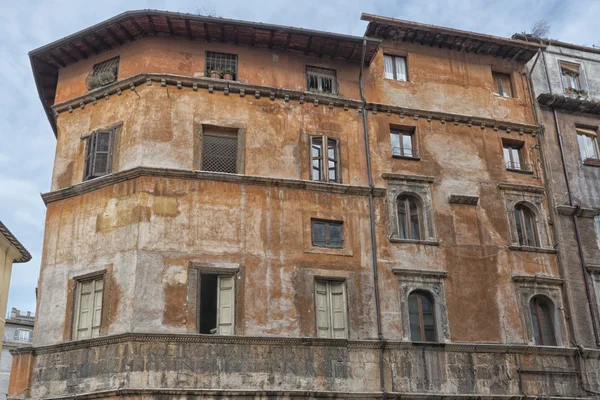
<box><xmin>9</xmin><ymin>10</ymin><xmax>600</xmax><ymax>399</ymax></box>
<box><xmin>0</xmin><ymin>309</ymin><xmax>34</xmax><ymax>400</ymax></box>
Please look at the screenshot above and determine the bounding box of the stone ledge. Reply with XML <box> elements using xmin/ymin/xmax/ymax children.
<box><xmin>508</xmin><ymin>245</ymin><xmax>558</xmax><ymax>254</ymax></box>
<box><xmin>41</xmin><ymin>167</ymin><xmax>387</xmax><ymax>205</ymax></box>
<box><xmin>556</xmin><ymin>205</ymin><xmax>599</xmax><ymax>218</ymax></box>
<box><xmin>448</xmin><ymin>195</ymin><xmax>479</xmax><ymax>205</ymax></box>
<box><xmin>381</xmin><ymin>173</ymin><xmax>435</xmax><ymax>183</ymax></box>
<box><xmin>392</xmin><ymin>268</ymin><xmax>447</xmax><ymax>278</ymax></box>
<box><xmin>389</xmin><ymin>238</ymin><xmax>440</xmax><ymax>246</ymax></box>
<box><xmin>497</xmin><ymin>183</ymin><xmax>545</xmax><ymax>193</ymax></box>
<box><xmin>511</xmin><ymin>274</ymin><xmax>563</xmax><ymax>285</ymax></box>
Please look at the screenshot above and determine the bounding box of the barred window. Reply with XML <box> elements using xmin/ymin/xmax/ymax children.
<box><xmin>84</xmin><ymin>129</ymin><xmax>115</xmax><ymax>180</ymax></box>
<box><xmin>307</xmin><ymin>66</ymin><xmax>337</xmax><ymax>94</ymax></box>
<box><xmin>206</xmin><ymin>51</ymin><xmax>238</xmax><ymax>79</ymax></box>
<box><xmin>85</xmin><ymin>57</ymin><xmax>119</xmax><ymax>90</ymax></box>
<box><xmin>202</xmin><ymin>129</ymin><xmax>238</xmax><ymax>174</ymax></box>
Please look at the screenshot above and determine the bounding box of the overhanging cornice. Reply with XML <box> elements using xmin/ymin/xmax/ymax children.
<box><xmin>537</xmin><ymin>93</ymin><xmax>600</xmax><ymax>115</ymax></box>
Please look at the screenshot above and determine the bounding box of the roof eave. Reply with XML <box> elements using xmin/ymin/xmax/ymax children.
<box><xmin>0</xmin><ymin>221</ymin><xmax>32</xmax><ymax>264</ymax></box>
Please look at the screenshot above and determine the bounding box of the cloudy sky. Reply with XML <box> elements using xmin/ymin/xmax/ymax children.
<box><xmin>0</xmin><ymin>0</ymin><xmax>597</xmax><ymax>316</ymax></box>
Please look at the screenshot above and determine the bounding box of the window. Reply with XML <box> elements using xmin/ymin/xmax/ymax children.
<box><xmin>198</xmin><ymin>273</ymin><xmax>235</xmax><ymax>335</ymax></box>
<box><xmin>310</xmin><ymin>135</ymin><xmax>340</xmax><ymax>183</ymax></box>
<box><xmin>576</xmin><ymin>127</ymin><xmax>599</xmax><ymax>161</ymax></box>
<box><xmin>530</xmin><ymin>296</ymin><xmax>556</xmax><ymax>346</ymax></box>
<box><xmin>492</xmin><ymin>72</ymin><xmax>513</xmax><ymax>98</ymax></box>
<box><xmin>515</xmin><ymin>203</ymin><xmax>539</xmax><ymax>247</ymax></box>
<box><xmin>84</xmin><ymin>129</ymin><xmax>115</xmax><ymax>180</ymax></box>
<box><xmin>560</xmin><ymin>62</ymin><xmax>582</xmax><ymax>92</ymax></box>
<box><xmin>306</xmin><ymin>66</ymin><xmax>337</xmax><ymax>94</ymax></box>
<box><xmin>202</xmin><ymin>130</ymin><xmax>238</xmax><ymax>173</ymax></box>
<box><xmin>408</xmin><ymin>291</ymin><xmax>436</xmax><ymax>342</ymax></box>
<box><xmin>384</xmin><ymin>54</ymin><xmax>407</xmax><ymax>81</ymax></box>
<box><xmin>315</xmin><ymin>280</ymin><xmax>348</xmax><ymax>339</ymax></box>
<box><xmin>311</xmin><ymin>220</ymin><xmax>343</xmax><ymax>248</ymax></box>
<box><xmin>14</xmin><ymin>329</ymin><xmax>32</xmax><ymax>342</ymax></box>
<box><xmin>85</xmin><ymin>57</ymin><xmax>119</xmax><ymax>90</ymax></box>
<box><xmin>503</xmin><ymin>141</ymin><xmax>524</xmax><ymax>170</ymax></box>
<box><xmin>390</xmin><ymin>128</ymin><xmax>415</xmax><ymax>157</ymax></box>
<box><xmin>73</xmin><ymin>276</ymin><xmax>104</xmax><ymax>340</ymax></box>
<box><xmin>205</xmin><ymin>51</ymin><xmax>238</xmax><ymax>80</ymax></box>
<box><xmin>397</xmin><ymin>195</ymin><xmax>422</xmax><ymax>240</ymax></box>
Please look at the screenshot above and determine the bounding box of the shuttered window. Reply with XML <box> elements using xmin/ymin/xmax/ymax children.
<box><xmin>217</xmin><ymin>275</ymin><xmax>235</xmax><ymax>335</ymax></box>
<box><xmin>74</xmin><ymin>277</ymin><xmax>104</xmax><ymax>340</ymax></box>
<box><xmin>315</xmin><ymin>280</ymin><xmax>348</xmax><ymax>339</ymax></box>
<box><xmin>199</xmin><ymin>273</ymin><xmax>235</xmax><ymax>335</ymax></box>
<box><xmin>84</xmin><ymin>130</ymin><xmax>115</xmax><ymax>180</ymax></box>
<box><xmin>202</xmin><ymin>132</ymin><xmax>238</xmax><ymax>174</ymax></box>
<box><xmin>576</xmin><ymin>127</ymin><xmax>599</xmax><ymax>161</ymax></box>
<box><xmin>492</xmin><ymin>72</ymin><xmax>513</xmax><ymax>98</ymax></box>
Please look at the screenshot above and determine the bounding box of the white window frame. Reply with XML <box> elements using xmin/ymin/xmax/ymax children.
<box><xmin>73</xmin><ymin>276</ymin><xmax>104</xmax><ymax>340</ymax></box>
<box><xmin>315</xmin><ymin>279</ymin><xmax>348</xmax><ymax>339</ymax></box>
<box><xmin>576</xmin><ymin>127</ymin><xmax>599</xmax><ymax>161</ymax></box>
<box><xmin>390</xmin><ymin>129</ymin><xmax>415</xmax><ymax>157</ymax></box>
<box><xmin>306</xmin><ymin>66</ymin><xmax>338</xmax><ymax>95</ymax></box>
<box><xmin>384</xmin><ymin>54</ymin><xmax>407</xmax><ymax>82</ymax></box>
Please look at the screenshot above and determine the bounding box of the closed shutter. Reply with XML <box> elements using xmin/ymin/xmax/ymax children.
<box><xmin>329</xmin><ymin>281</ymin><xmax>347</xmax><ymax>339</ymax></box>
<box><xmin>84</xmin><ymin>133</ymin><xmax>96</xmax><ymax>180</ymax></box>
<box><xmin>91</xmin><ymin>279</ymin><xmax>104</xmax><ymax>337</ymax></box>
<box><xmin>217</xmin><ymin>275</ymin><xmax>235</xmax><ymax>335</ymax></box>
<box><xmin>315</xmin><ymin>281</ymin><xmax>330</xmax><ymax>337</ymax></box>
<box><xmin>76</xmin><ymin>281</ymin><xmax>93</xmax><ymax>339</ymax></box>
<box><xmin>75</xmin><ymin>277</ymin><xmax>104</xmax><ymax>339</ymax></box>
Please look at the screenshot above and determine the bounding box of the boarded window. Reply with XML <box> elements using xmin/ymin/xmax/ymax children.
<box><xmin>397</xmin><ymin>195</ymin><xmax>422</xmax><ymax>240</ymax></box>
<box><xmin>390</xmin><ymin>128</ymin><xmax>415</xmax><ymax>157</ymax></box>
<box><xmin>84</xmin><ymin>129</ymin><xmax>115</xmax><ymax>180</ymax></box>
<box><xmin>202</xmin><ymin>130</ymin><xmax>238</xmax><ymax>173</ymax></box>
<box><xmin>315</xmin><ymin>280</ymin><xmax>348</xmax><ymax>339</ymax></box>
<box><xmin>492</xmin><ymin>71</ymin><xmax>513</xmax><ymax>98</ymax></box>
<box><xmin>530</xmin><ymin>296</ymin><xmax>556</xmax><ymax>346</ymax></box>
<box><xmin>199</xmin><ymin>273</ymin><xmax>235</xmax><ymax>335</ymax></box>
<box><xmin>503</xmin><ymin>141</ymin><xmax>525</xmax><ymax>170</ymax></box>
<box><xmin>576</xmin><ymin>127</ymin><xmax>599</xmax><ymax>161</ymax></box>
<box><xmin>560</xmin><ymin>62</ymin><xmax>582</xmax><ymax>92</ymax></box>
<box><xmin>205</xmin><ymin>51</ymin><xmax>238</xmax><ymax>79</ymax></box>
<box><xmin>74</xmin><ymin>277</ymin><xmax>104</xmax><ymax>340</ymax></box>
<box><xmin>310</xmin><ymin>135</ymin><xmax>340</xmax><ymax>183</ymax></box>
<box><xmin>311</xmin><ymin>220</ymin><xmax>343</xmax><ymax>248</ymax></box>
<box><xmin>515</xmin><ymin>203</ymin><xmax>539</xmax><ymax>247</ymax></box>
<box><xmin>408</xmin><ymin>291</ymin><xmax>436</xmax><ymax>342</ymax></box>
<box><xmin>85</xmin><ymin>57</ymin><xmax>119</xmax><ymax>90</ymax></box>
<box><xmin>384</xmin><ymin>54</ymin><xmax>407</xmax><ymax>81</ymax></box>
<box><xmin>306</xmin><ymin>66</ymin><xmax>337</xmax><ymax>94</ymax></box>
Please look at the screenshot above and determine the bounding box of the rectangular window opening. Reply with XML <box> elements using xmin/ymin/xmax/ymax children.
<box><xmin>198</xmin><ymin>273</ymin><xmax>235</xmax><ymax>335</ymax></box>
<box><xmin>311</xmin><ymin>220</ymin><xmax>344</xmax><ymax>248</ymax></box>
<box><xmin>86</xmin><ymin>57</ymin><xmax>119</xmax><ymax>90</ymax></box>
<box><xmin>310</xmin><ymin>135</ymin><xmax>340</xmax><ymax>183</ymax></box>
<box><xmin>503</xmin><ymin>140</ymin><xmax>525</xmax><ymax>170</ymax></box>
<box><xmin>560</xmin><ymin>62</ymin><xmax>583</xmax><ymax>93</ymax></box>
<box><xmin>201</xmin><ymin>128</ymin><xmax>239</xmax><ymax>173</ymax></box>
<box><xmin>74</xmin><ymin>276</ymin><xmax>104</xmax><ymax>340</ymax></box>
<box><xmin>306</xmin><ymin>66</ymin><xmax>337</xmax><ymax>94</ymax></box>
<box><xmin>315</xmin><ymin>280</ymin><xmax>348</xmax><ymax>339</ymax></box>
<box><xmin>576</xmin><ymin>127</ymin><xmax>599</xmax><ymax>161</ymax></box>
<box><xmin>390</xmin><ymin>128</ymin><xmax>416</xmax><ymax>157</ymax></box>
<box><xmin>84</xmin><ymin>129</ymin><xmax>116</xmax><ymax>181</ymax></box>
<box><xmin>492</xmin><ymin>71</ymin><xmax>513</xmax><ymax>98</ymax></box>
<box><xmin>384</xmin><ymin>54</ymin><xmax>407</xmax><ymax>81</ymax></box>
<box><xmin>205</xmin><ymin>51</ymin><xmax>238</xmax><ymax>80</ymax></box>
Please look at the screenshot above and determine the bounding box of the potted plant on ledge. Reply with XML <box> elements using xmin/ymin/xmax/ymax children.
<box><xmin>209</xmin><ymin>70</ymin><xmax>220</xmax><ymax>79</ymax></box>
<box><xmin>85</xmin><ymin>68</ymin><xmax>118</xmax><ymax>91</ymax></box>
<box><xmin>222</xmin><ymin>68</ymin><xmax>235</xmax><ymax>81</ymax></box>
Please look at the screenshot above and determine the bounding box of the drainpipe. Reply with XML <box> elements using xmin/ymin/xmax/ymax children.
<box><xmin>359</xmin><ymin>38</ymin><xmax>387</xmax><ymax>397</ymax></box>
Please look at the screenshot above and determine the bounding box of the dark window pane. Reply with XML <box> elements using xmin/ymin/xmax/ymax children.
<box><xmin>328</xmin><ymin>224</ymin><xmax>343</xmax><ymax>248</ymax></box>
<box><xmin>515</xmin><ymin>207</ymin><xmax>525</xmax><ymax>245</ymax></box>
<box><xmin>96</xmin><ymin>132</ymin><xmax>110</xmax><ymax>151</ymax></box>
<box><xmin>199</xmin><ymin>274</ymin><xmax>218</xmax><ymax>334</ymax></box>
<box><xmin>408</xmin><ymin>293</ymin><xmax>422</xmax><ymax>341</ymax></box>
<box><xmin>94</xmin><ymin>153</ymin><xmax>108</xmax><ymax>176</ymax></box>
<box><xmin>531</xmin><ymin>297</ymin><xmax>556</xmax><ymax>346</ymax></box>
<box><xmin>523</xmin><ymin>209</ymin><xmax>537</xmax><ymax>247</ymax></box>
<box><xmin>409</xmin><ymin>198</ymin><xmax>420</xmax><ymax>240</ymax></box>
<box><xmin>398</xmin><ymin>199</ymin><xmax>408</xmax><ymax>239</ymax></box>
<box><xmin>312</xmin><ymin>160</ymin><xmax>322</xmax><ymax>180</ymax></box>
<box><xmin>312</xmin><ymin>222</ymin><xmax>326</xmax><ymax>247</ymax></box>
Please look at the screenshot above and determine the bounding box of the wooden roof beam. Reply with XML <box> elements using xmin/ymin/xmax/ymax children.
<box><xmin>32</xmin><ymin>57</ymin><xmax>59</xmax><ymax>70</ymax></box>
<box><xmin>93</xmin><ymin>33</ymin><xmax>111</xmax><ymax>50</ymax></box>
<box><xmin>204</xmin><ymin>22</ymin><xmax>210</xmax><ymax>42</ymax></box>
<box><xmin>105</xmin><ymin>26</ymin><xmax>123</xmax><ymax>46</ymax></box>
<box><xmin>185</xmin><ymin>19</ymin><xmax>193</xmax><ymax>40</ymax></box>
<box><xmin>268</xmin><ymin>30</ymin><xmax>275</xmax><ymax>49</ymax></box>
<box><xmin>410</xmin><ymin>30</ymin><xmax>418</xmax><ymax>43</ymax></box>
<box><xmin>331</xmin><ymin>40</ymin><xmax>339</xmax><ymax>57</ymax></box>
<box><xmin>69</xmin><ymin>43</ymin><xmax>87</xmax><ymax>59</ymax></box>
<box><xmin>220</xmin><ymin>24</ymin><xmax>225</xmax><ymax>42</ymax></box>
<box><xmin>58</xmin><ymin>48</ymin><xmax>77</xmax><ymax>63</ymax></box>
<box><xmin>166</xmin><ymin>17</ymin><xmax>174</xmax><ymax>36</ymax></box>
<box><xmin>284</xmin><ymin>32</ymin><xmax>291</xmax><ymax>51</ymax></box>
<box><xmin>117</xmin><ymin>23</ymin><xmax>135</xmax><ymax>42</ymax></box>
<box><xmin>420</xmin><ymin>31</ymin><xmax>429</xmax><ymax>45</ymax></box>
<box><xmin>130</xmin><ymin>18</ymin><xmax>145</xmax><ymax>36</ymax></box>
<box><xmin>148</xmin><ymin>16</ymin><xmax>156</xmax><ymax>35</ymax></box>
<box><xmin>304</xmin><ymin>36</ymin><xmax>313</xmax><ymax>55</ymax></box>
<box><xmin>81</xmin><ymin>37</ymin><xmax>99</xmax><ymax>54</ymax></box>
<box><xmin>233</xmin><ymin>26</ymin><xmax>239</xmax><ymax>45</ymax></box>
<box><xmin>349</xmin><ymin>42</ymin><xmax>358</xmax><ymax>61</ymax></box>
<box><xmin>429</xmin><ymin>33</ymin><xmax>440</xmax><ymax>47</ymax></box>
<box><xmin>251</xmin><ymin>28</ymin><xmax>256</xmax><ymax>47</ymax></box>
<box><xmin>47</xmin><ymin>52</ymin><xmax>66</xmax><ymax>68</ymax></box>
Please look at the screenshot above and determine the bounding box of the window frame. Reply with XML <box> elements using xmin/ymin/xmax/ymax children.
<box><xmin>383</xmin><ymin>54</ymin><xmax>408</xmax><ymax>82</ymax></box>
<box><xmin>309</xmin><ymin>135</ymin><xmax>341</xmax><ymax>183</ymax></box>
<box><xmin>594</xmin><ymin>215</ymin><xmax>600</xmax><ymax>249</ymax></box>
<box><xmin>530</xmin><ymin>295</ymin><xmax>557</xmax><ymax>346</ymax></box>
<box><xmin>306</xmin><ymin>66</ymin><xmax>338</xmax><ymax>95</ymax></box>
<box><xmin>84</xmin><ymin>129</ymin><xmax>116</xmax><ymax>181</ymax></box>
<box><xmin>492</xmin><ymin>71</ymin><xmax>513</xmax><ymax>98</ymax></box>
<box><xmin>514</xmin><ymin>203</ymin><xmax>539</xmax><ymax>248</ymax></box>
<box><xmin>72</xmin><ymin>275</ymin><xmax>105</xmax><ymax>340</ymax></box>
<box><xmin>396</xmin><ymin>195</ymin><xmax>423</xmax><ymax>240</ymax></box>
<box><xmin>198</xmin><ymin>272</ymin><xmax>236</xmax><ymax>335</ymax></box>
<box><xmin>560</xmin><ymin>62</ymin><xmax>583</xmax><ymax>92</ymax></box>
<box><xmin>503</xmin><ymin>141</ymin><xmax>525</xmax><ymax>171</ymax></box>
<box><xmin>205</xmin><ymin>51</ymin><xmax>238</xmax><ymax>80</ymax></box>
<box><xmin>390</xmin><ymin>128</ymin><xmax>416</xmax><ymax>158</ymax></box>
<box><xmin>576</xmin><ymin>127</ymin><xmax>599</xmax><ymax>161</ymax></box>
<box><xmin>85</xmin><ymin>57</ymin><xmax>120</xmax><ymax>90</ymax></box>
<box><xmin>314</xmin><ymin>279</ymin><xmax>348</xmax><ymax>339</ymax></box>
<box><xmin>408</xmin><ymin>290</ymin><xmax>437</xmax><ymax>342</ymax></box>
<box><xmin>311</xmin><ymin>219</ymin><xmax>344</xmax><ymax>249</ymax></box>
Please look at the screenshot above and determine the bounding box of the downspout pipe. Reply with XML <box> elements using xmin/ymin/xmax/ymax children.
<box><xmin>359</xmin><ymin>38</ymin><xmax>387</xmax><ymax>397</ymax></box>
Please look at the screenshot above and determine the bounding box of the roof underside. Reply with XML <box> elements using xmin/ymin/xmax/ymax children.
<box><xmin>0</xmin><ymin>221</ymin><xmax>31</xmax><ymax>263</ymax></box>
<box><xmin>30</xmin><ymin>10</ymin><xmax>380</xmax><ymax>134</ymax></box>
<box><xmin>538</xmin><ymin>93</ymin><xmax>600</xmax><ymax>115</ymax></box>
<box><xmin>362</xmin><ymin>14</ymin><xmax>543</xmax><ymax>63</ymax></box>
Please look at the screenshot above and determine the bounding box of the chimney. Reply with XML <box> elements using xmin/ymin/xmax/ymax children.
<box><xmin>10</xmin><ymin>308</ymin><xmax>17</xmax><ymax>319</ymax></box>
<box><xmin>26</xmin><ymin>311</ymin><xmax>31</xmax><ymax>317</ymax></box>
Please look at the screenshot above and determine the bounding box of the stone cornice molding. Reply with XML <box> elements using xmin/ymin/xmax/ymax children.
<box><xmin>586</xmin><ymin>264</ymin><xmax>600</xmax><ymax>274</ymax></box>
<box><xmin>391</xmin><ymin>268</ymin><xmax>448</xmax><ymax>278</ymax></box>
<box><xmin>50</xmin><ymin>73</ymin><xmax>541</xmax><ymax>135</ymax></box>
<box><xmin>556</xmin><ymin>204</ymin><xmax>599</xmax><ymax>218</ymax></box>
<box><xmin>497</xmin><ymin>183</ymin><xmax>545</xmax><ymax>194</ymax></box>
<box><xmin>41</xmin><ymin>167</ymin><xmax>387</xmax><ymax>205</ymax></box>
<box><xmin>381</xmin><ymin>173</ymin><xmax>435</xmax><ymax>183</ymax></box>
<box><xmin>511</xmin><ymin>274</ymin><xmax>563</xmax><ymax>285</ymax></box>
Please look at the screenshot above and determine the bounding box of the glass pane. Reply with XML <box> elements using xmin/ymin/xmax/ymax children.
<box><xmin>395</xmin><ymin>56</ymin><xmax>407</xmax><ymax>81</ymax></box>
<box><xmin>503</xmin><ymin>147</ymin><xmax>511</xmax><ymax>168</ymax></box>
<box><xmin>328</xmin><ymin>160</ymin><xmax>337</xmax><ymax>182</ymax></box>
<box><xmin>538</xmin><ymin>300</ymin><xmax>556</xmax><ymax>346</ymax></box>
<box><xmin>328</xmin><ymin>224</ymin><xmax>343</xmax><ymax>248</ymax></box>
<box><xmin>94</xmin><ymin>153</ymin><xmax>108</xmax><ymax>175</ymax></box>
<box><xmin>384</xmin><ymin>55</ymin><xmax>394</xmax><ymax>79</ymax></box>
<box><xmin>523</xmin><ymin>209</ymin><xmax>537</xmax><ymax>247</ymax></box>
<box><xmin>327</xmin><ymin>139</ymin><xmax>337</xmax><ymax>160</ymax></box>
<box><xmin>515</xmin><ymin>207</ymin><xmax>525</xmax><ymax>245</ymax></box>
<box><xmin>422</xmin><ymin>294</ymin><xmax>436</xmax><ymax>342</ymax></box>
<box><xmin>595</xmin><ymin>216</ymin><xmax>600</xmax><ymax>249</ymax></box>
<box><xmin>500</xmin><ymin>74</ymin><xmax>512</xmax><ymax>97</ymax></box>
<box><xmin>511</xmin><ymin>148</ymin><xmax>521</xmax><ymax>169</ymax></box>
<box><xmin>409</xmin><ymin>199</ymin><xmax>420</xmax><ymax>240</ymax></box>
<box><xmin>312</xmin><ymin>159</ymin><xmax>322</xmax><ymax>180</ymax></box>
<box><xmin>530</xmin><ymin>300</ymin><xmax>542</xmax><ymax>345</ymax></box>
<box><xmin>312</xmin><ymin>222</ymin><xmax>326</xmax><ymax>247</ymax></box>
<box><xmin>312</xmin><ymin>137</ymin><xmax>323</xmax><ymax>157</ymax></box>
<box><xmin>312</xmin><ymin>138</ymin><xmax>322</xmax><ymax>180</ymax></box>
<box><xmin>577</xmin><ymin>134</ymin><xmax>588</xmax><ymax>160</ymax></box>
<box><xmin>390</xmin><ymin>132</ymin><xmax>400</xmax><ymax>155</ymax></box>
<box><xmin>402</xmin><ymin>134</ymin><xmax>413</xmax><ymax>157</ymax></box>
<box><xmin>408</xmin><ymin>294</ymin><xmax>422</xmax><ymax>341</ymax></box>
<box><xmin>397</xmin><ymin>199</ymin><xmax>408</xmax><ymax>239</ymax></box>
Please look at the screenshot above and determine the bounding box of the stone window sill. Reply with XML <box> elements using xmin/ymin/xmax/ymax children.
<box><xmin>392</xmin><ymin>154</ymin><xmax>421</xmax><ymax>161</ymax></box>
<box><xmin>506</xmin><ymin>168</ymin><xmax>534</xmax><ymax>175</ymax></box>
<box><xmin>304</xmin><ymin>246</ymin><xmax>353</xmax><ymax>257</ymax></box>
<box><xmin>583</xmin><ymin>158</ymin><xmax>600</xmax><ymax>167</ymax></box>
<box><xmin>508</xmin><ymin>245</ymin><xmax>557</xmax><ymax>254</ymax></box>
<box><xmin>389</xmin><ymin>238</ymin><xmax>440</xmax><ymax>246</ymax></box>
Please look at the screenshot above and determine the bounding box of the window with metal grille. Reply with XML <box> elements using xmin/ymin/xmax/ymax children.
<box><xmin>73</xmin><ymin>276</ymin><xmax>104</xmax><ymax>340</ymax></box>
<box><xmin>202</xmin><ymin>131</ymin><xmax>238</xmax><ymax>173</ymax></box>
<box><xmin>86</xmin><ymin>57</ymin><xmax>119</xmax><ymax>90</ymax></box>
<box><xmin>84</xmin><ymin>129</ymin><xmax>115</xmax><ymax>180</ymax></box>
<box><xmin>306</xmin><ymin>66</ymin><xmax>337</xmax><ymax>94</ymax></box>
<box><xmin>311</xmin><ymin>220</ymin><xmax>343</xmax><ymax>248</ymax></box>
<box><xmin>310</xmin><ymin>135</ymin><xmax>340</xmax><ymax>183</ymax></box>
<box><xmin>205</xmin><ymin>51</ymin><xmax>238</xmax><ymax>79</ymax></box>
<box><xmin>390</xmin><ymin>128</ymin><xmax>415</xmax><ymax>157</ymax></box>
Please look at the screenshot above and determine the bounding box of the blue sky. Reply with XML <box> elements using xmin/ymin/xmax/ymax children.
<box><xmin>0</xmin><ymin>0</ymin><xmax>597</xmax><ymax>316</ymax></box>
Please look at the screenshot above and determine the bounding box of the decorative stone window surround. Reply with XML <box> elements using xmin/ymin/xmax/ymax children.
<box><xmin>392</xmin><ymin>268</ymin><xmax>450</xmax><ymax>343</ymax></box>
<box><xmin>193</xmin><ymin>123</ymin><xmax>246</xmax><ymax>174</ymax></box>
<box><xmin>512</xmin><ymin>274</ymin><xmax>567</xmax><ymax>347</ymax></box>
<box><xmin>382</xmin><ymin>173</ymin><xmax>437</xmax><ymax>245</ymax></box>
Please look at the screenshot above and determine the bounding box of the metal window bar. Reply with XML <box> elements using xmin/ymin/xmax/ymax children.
<box><xmin>85</xmin><ymin>57</ymin><xmax>119</xmax><ymax>90</ymax></box>
<box><xmin>202</xmin><ymin>133</ymin><xmax>238</xmax><ymax>173</ymax></box>
<box><xmin>306</xmin><ymin>67</ymin><xmax>337</xmax><ymax>94</ymax></box>
<box><xmin>92</xmin><ymin>57</ymin><xmax>120</xmax><ymax>76</ymax></box>
<box><xmin>206</xmin><ymin>51</ymin><xmax>238</xmax><ymax>79</ymax></box>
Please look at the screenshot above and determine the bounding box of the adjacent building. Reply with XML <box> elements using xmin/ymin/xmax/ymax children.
<box><xmin>0</xmin><ymin>309</ymin><xmax>34</xmax><ymax>400</ymax></box>
<box><xmin>8</xmin><ymin>10</ymin><xmax>600</xmax><ymax>399</ymax></box>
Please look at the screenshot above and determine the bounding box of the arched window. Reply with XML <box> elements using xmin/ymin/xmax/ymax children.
<box><xmin>397</xmin><ymin>195</ymin><xmax>422</xmax><ymax>240</ymax></box>
<box><xmin>530</xmin><ymin>296</ymin><xmax>556</xmax><ymax>346</ymax></box>
<box><xmin>408</xmin><ymin>291</ymin><xmax>436</xmax><ymax>342</ymax></box>
<box><xmin>515</xmin><ymin>203</ymin><xmax>539</xmax><ymax>247</ymax></box>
